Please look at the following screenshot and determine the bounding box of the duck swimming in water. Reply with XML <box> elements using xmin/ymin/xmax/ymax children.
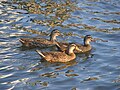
<box><xmin>56</xmin><ymin>35</ymin><xmax>94</xmax><ymax>53</ymax></box>
<box><xmin>19</xmin><ymin>29</ymin><xmax>61</xmax><ymax>48</ymax></box>
<box><xmin>36</xmin><ymin>44</ymin><xmax>82</xmax><ymax>63</ymax></box>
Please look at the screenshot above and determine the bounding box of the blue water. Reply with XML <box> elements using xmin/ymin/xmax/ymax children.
<box><xmin>0</xmin><ymin>0</ymin><xmax>120</xmax><ymax>90</ymax></box>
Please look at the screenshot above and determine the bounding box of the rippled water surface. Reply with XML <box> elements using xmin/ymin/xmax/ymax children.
<box><xmin>0</xmin><ymin>0</ymin><xmax>120</xmax><ymax>90</ymax></box>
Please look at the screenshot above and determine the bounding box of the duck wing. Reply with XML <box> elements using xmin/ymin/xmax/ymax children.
<box><xmin>19</xmin><ymin>38</ymin><xmax>55</xmax><ymax>48</ymax></box>
<box><xmin>37</xmin><ymin>51</ymin><xmax>75</xmax><ymax>63</ymax></box>
<box><xmin>75</xmin><ymin>43</ymin><xmax>91</xmax><ymax>53</ymax></box>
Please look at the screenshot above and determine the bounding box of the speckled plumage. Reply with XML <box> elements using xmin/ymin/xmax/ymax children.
<box><xmin>36</xmin><ymin>44</ymin><xmax>82</xmax><ymax>63</ymax></box>
<box><xmin>56</xmin><ymin>35</ymin><xmax>94</xmax><ymax>53</ymax></box>
<box><xmin>19</xmin><ymin>29</ymin><xmax>61</xmax><ymax>48</ymax></box>
<box><xmin>19</xmin><ymin>38</ymin><xmax>56</xmax><ymax>48</ymax></box>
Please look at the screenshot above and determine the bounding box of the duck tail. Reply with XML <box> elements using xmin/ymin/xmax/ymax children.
<box><xmin>36</xmin><ymin>50</ymin><xmax>45</xmax><ymax>58</ymax></box>
<box><xmin>19</xmin><ymin>38</ymin><xmax>25</xmax><ymax>44</ymax></box>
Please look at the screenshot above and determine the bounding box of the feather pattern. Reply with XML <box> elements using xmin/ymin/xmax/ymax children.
<box><xmin>19</xmin><ymin>29</ymin><xmax>61</xmax><ymax>48</ymax></box>
<box><xmin>56</xmin><ymin>35</ymin><xmax>94</xmax><ymax>53</ymax></box>
<box><xmin>36</xmin><ymin>44</ymin><xmax>80</xmax><ymax>63</ymax></box>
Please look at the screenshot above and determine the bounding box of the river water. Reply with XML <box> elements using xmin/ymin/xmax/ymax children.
<box><xmin>0</xmin><ymin>0</ymin><xmax>120</xmax><ymax>90</ymax></box>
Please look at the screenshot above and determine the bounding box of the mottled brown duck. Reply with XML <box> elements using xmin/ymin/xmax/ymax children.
<box><xmin>56</xmin><ymin>35</ymin><xmax>94</xmax><ymax>53</ymax></box>
<box><xmin>36</xmin><ymin>44</ymin><xmax>82</xmax><ymax>63</ymax></box>
<box><xmin>19</xmin><ymin>29</ymin><xmax>61</xmax><ymax>48</ymax></box>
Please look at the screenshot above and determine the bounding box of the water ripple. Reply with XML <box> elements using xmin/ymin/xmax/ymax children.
<box><xmin>0</xmin><ymin>0</ymin><xmax>120</xmax><ymax>90</ymax></box>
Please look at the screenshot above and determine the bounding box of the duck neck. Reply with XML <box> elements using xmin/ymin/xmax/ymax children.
<box><xmin>50</xmin><ymin>34</ymin><xmax>57</xmax><ymax>42</ymax></box>
<box><xmin>84</xmin><ymin>39</ymin><xmax>90</xmax><ymax>46</ymax></box>
<box><xmin>67</xmin><ymin>47</ymin><xmax>75</xmax><ymax>55</ymax></box>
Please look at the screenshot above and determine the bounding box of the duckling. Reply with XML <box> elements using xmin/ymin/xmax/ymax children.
<box><xmin>56</xmin><ymin>35</ymin><xmax>94</xmax><ymax>53</ymax></box>
<box><xmin>19</xmin><ymin>29</ymin><xmax>61</xmax><ymax>48</ymax></box>
<box><xmin>36</xmin><ymin>44</ymin><xmax>82</xmax><ymax>63</ymax></box>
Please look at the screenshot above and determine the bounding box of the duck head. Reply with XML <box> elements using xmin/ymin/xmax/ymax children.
<box><xmin>84</xmin><ymin>35</ymin><xmax>93</xmax><ymax>45</ymax></box>
<box><xmin>68</xmin><ymin>44</ymin><xmax>82</xmax><ymax>54</ymax></box>
<box><xmin>50</xmin><ymin>29</ymin><xmax>61</xmax><ymax>41</ymax></box>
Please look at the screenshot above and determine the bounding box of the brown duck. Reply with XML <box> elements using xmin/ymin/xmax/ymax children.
<box><xmin>19</xmin><ymin>29</ymin><xmax>61</xmax><ymax>48</ymax></box>
<box><xmin>56</xmin><ymin>35</ymin><xmax>94</xmax><ymax>53</ymax></box>
<box><xmin>36</xmin><ymin>44</ymin><xmax>82</xmax><ymax>63</ymax></box>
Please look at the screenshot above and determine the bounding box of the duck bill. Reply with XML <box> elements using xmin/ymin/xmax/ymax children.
<box><xmin>91</xmin><ymin>38</ymin><xmax>96</xmax><ymax>42</ymax></box>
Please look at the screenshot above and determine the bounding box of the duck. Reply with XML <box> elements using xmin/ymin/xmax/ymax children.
<box><xmin>36</xmin><ymin>44</ymin><xmax>82</xmax><ymax>63</ymax></box>
<box><xmin>19</xmin><ymin>29</ymin><xmax>61</xmax><ymax>48</ymax></box>
<box><xmin>56</xmin><ymin>35</ymin><xmax>94</xmax><ymax>53</ymax></box>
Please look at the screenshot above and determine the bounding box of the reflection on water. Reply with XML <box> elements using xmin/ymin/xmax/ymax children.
<box><xmin>0</xmin><ymin>0</ymin><xmax>120</xmax><ymax>90</ymax></box>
